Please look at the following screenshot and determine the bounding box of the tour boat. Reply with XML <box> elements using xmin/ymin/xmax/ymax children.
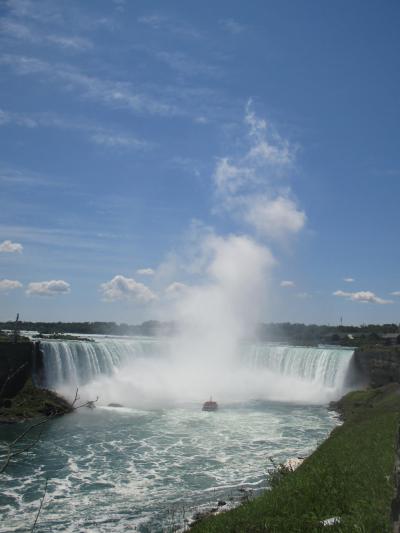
<box><xmin>202</xmin><ymin>397</ymin><xmax>218</xmax><ymax>411</ymax></box>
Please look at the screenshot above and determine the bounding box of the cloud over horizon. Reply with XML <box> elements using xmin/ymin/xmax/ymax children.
<box><xmin>333</xmin><ymin>290</ymin><xmax>392</xmax><ymax>305</ymax></box>
<box><xmin>280</xmin><ymin>280</ymin><xmax>295</xmax><ymax>287</ymax></box>
<box><xmin>0</xmin><ymin>279</ymin><xmax>23</xmax><ymax>292</ymax></box>
<box><xmin>137</xmin><ymin>268</ymin><xmax>155</xmax><ymax>276</ymax></box>
<box><xmin>100</xmin><ymin>275</ymin><xmax>156</xmax><ymax>302</ymax></box>
<box><xmin>26</xmin><ymin>280</ymin><xmax>71</xmax><ymax>296</ymax></box>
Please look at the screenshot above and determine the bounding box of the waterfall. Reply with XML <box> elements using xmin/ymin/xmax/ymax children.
<box><xmin>40</xmin><ymin>337</ymin><xmax>163</xmax><ymax>389</ymax></box>
<box><xmin>243</xmin><ymin>344</ymin><xmax>354</xmax><ymax>389</ymax></box>
<box><xmin>39</xmin><ymin>337</ymin><xmax>355</xmax><ymax>405</ymax></box>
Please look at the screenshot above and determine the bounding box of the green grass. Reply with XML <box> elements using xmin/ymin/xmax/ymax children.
<box><xmin>191</xmin><ymin>385</ymin><xmax>400</xmax><ymax>532</ymax></box>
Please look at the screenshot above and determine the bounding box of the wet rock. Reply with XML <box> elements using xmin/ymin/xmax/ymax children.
<box><xmin>108</xmin><ymin>403</ymin><xmax>124</xmax><ymax>408</ymax></box>
<box><xmin>354</xmin><ymin>346</ymin><xmax>400</xmax><ymax>387</ymax></box>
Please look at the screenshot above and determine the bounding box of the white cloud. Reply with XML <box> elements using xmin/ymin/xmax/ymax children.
<box><xmin>165</xmin><ymin>281</ymin><xmax>188</xmax><ymax>298</ymax></box>
<box><xmin>0</xmin><ymin>279</ymin><xmax>23</xmax><ymax>292</ymax></box>
<box><xmin>244</xmin><ymin>100</ymin><xmax>295</xmax><ymax>166</ymax></box>
<box><xmin>243</xmin><ymin>195</ymin><xmax>306</xmax><ymax>240</ymax></box>
<box><xmin>0</xmin><ymin>20</ymin><xmax>34</xmax><ymax>41</ymax></box>
<box><xmin>220</xmin><ymin>18</ymin><xmax>246</xmax><ymax>34</ymax></box>
<box><xmin>214</xmin><ymin>158</ymin><xmax>254</xmax><ymax>196</ymax></box>
<box><xmin>0</xmin><ymin>54</ymin><xmax>177</xmax><ymax>117</ymax></box>
<box><xmin>0</xmin><ymin>239</ymin><xmax>23</xmax><ymax>253</ymax></box>
<box><xmin>90</xmin><ymin>132</ymin><xmax>147</xmax><ymax>149</ymax></box>
<box><xmin>333</xmin><ymin>290</ymin><xmax>392</xmax><ymax>305</ymax></box>
<box><xmin>100</xmin><ymin>275</ymin><xmax>156</xmax><ymax>302</ymax></box>
<box><xmin>391</xmin><ymin>291</ymin><xmax>400</xmax><ymax>297</ymax></box>
<box><xmin>280</xmin><ymin>280</ymin><xmax>295</xmax><ymax>288</ymax></box>
<box><xmin>0</xmin><ymin>108</ymin><xmax>37</xmax><ymax>128</ymax></box>
<box><xmin>46</xmin><ymin>35</ymin><xmax>93</xmax><ymax>50</ymax></box>
<box><xmin>137</xmin><ymin>268</ymin><xmax>155</xmax><ymax>276</ymax></box>
<box><xmin>0</xmin><ymin>18</ymin><xmax>93</xmax><ymax>51</ymax></box>
<box><xmin>6</xmin><ymin>0</ymin><xmax>62</xmax><ymax>24</ymax></box>
<box><xmin>343</xmin><ymin>277</ymin><xmax>355</xmax><ymax>283</ymax></box>
<box><xmin>26</xmin><ymin>280</ymin><xmax>70</xmax><ymax>296</ymax></box>
<box><xmin>0</xmin><ymin>109</ymin><xmax>149</xmax><ymax>150</ymax></box>
<box><xmin>137</xmin><ymin>14</ymin><xmax>202</xmax><ymax>39</ymax></box>
<box><xmin>212</xmin><ymin>101</ymin><xmax>304</xmax><ymax>242</ymax></box>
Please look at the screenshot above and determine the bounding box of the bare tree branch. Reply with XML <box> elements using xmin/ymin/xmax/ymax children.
<box><xmin>0</xmin><ymin>387</ymin><xmax>98</xmax><ymax>474</ymax></box>
<box><xmin>71</xmin><ymin>387</ymin><xmax>80</xmax><ymax>407</ymax></box>
<box><xmin>31</xmin><ymin>478</ymin><xmax>48</xmax><ymax>532</ymax></box>
<box><xmin>74</xmin><ymin>396</ymin><xmax>99</xmax><ymax>410</ymax></box>
<box><xmin>0</xmin><ymin>415</ymin><xmax>52</xmax><ymax>474</ymax></box>
<box><xmin>0</xmin><ymin>362</ymin><xmax>28</xmax><ymax>399</ymax></box>
<box><xmin>70</xmin><ymin>386</ymin><xmax>99</xmax><ymax>409</ymax></box>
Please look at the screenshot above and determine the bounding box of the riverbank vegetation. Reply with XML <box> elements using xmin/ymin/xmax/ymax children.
<box><xmin>191</xmin><ymin>384</ymin><xmax>400</xmax><ymax>532</ymax></box>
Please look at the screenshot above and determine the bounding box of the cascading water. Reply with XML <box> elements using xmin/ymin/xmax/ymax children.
<box><xmin>39</xmin><ymin>337</ymin><xmax>355</xmax><ymax>405</ymax></box>
<box><xmin>40</xmin><ymin>337</ymin><xmax>163</xmax><ymax>389</ymax></box>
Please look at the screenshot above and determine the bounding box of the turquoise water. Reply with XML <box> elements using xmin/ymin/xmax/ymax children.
<box><xmin>0</xmin><ymin>400</ymin><xmax>339</xmax><ymax>532</ymax></box>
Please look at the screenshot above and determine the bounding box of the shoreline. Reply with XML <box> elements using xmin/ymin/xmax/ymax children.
<box><xmin>191</xmin><ymin>384</ymin><xmax>400</xmax><ymax>532</ymax></box>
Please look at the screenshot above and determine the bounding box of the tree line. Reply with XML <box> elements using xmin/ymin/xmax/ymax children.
<box><xmin>1</xmin><ymin>320</ymin><xmax>399</xmax><ymax>345</ymax></box>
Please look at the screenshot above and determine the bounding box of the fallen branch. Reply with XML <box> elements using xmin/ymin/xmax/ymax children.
<box><xmin>31</xmin><ymin>477</ymin><xmax>48</xmax><ymax>532</ymax></box>
<box><xmin>0</xmin><ymin>415</ymin><xmax>53</xmax><ymax>474</ymax></box>
<box><xmin>0</xmin><ymin>387</ymin><xmax>98</xmax><ymax>474</ymax></box>
<box><xmin>0</xmin><ymin>362</ymin><xmax>28</xmax><ymax>399</ymax></box>
<box><xmin>71</xmin><ymin>387</ymin><xmax>99</xmax><ymax>410</ymax></box>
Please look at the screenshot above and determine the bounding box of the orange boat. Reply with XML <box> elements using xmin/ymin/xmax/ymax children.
<box><xmin>202</xmin><ymin>397</ymin><xmax>218</xmax><ymax>411</ymax></box>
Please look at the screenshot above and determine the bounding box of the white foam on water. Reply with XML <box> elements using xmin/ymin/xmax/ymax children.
<box><xmin>1</xmin><ymin>403</ymin><xmax>340</xmax><ymax>532</ymax></box>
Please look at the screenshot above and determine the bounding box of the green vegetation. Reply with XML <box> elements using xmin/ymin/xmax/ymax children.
<box><xmin>0</xmin><ymin>320</ymin><xmax>177</xmax><ymax>337</ymax></box>
<box><xmin>256</xmin><ymin>323</ymin><xmax>400</xmax><ymax>347</ymax></box>
<box><xmin>0</xmin><ymin>330</ymin><xmax>30</xmax><ymax>343</ymax></box>
<box><xmin>32</xmin><ymin>333</ymin><xmax>94</xmax><ymax>342</ymax></box>
<box><xmin>0</xmin><ymin>379</ymin><xmax>71</xmax><ymax>423</ymax></box>
<box><xmin>191</xmin><ymin>385</ymin><xmax>400</xmax><ymax>532</ymax></box>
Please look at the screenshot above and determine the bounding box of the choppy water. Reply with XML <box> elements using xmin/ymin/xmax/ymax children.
<box><xmin>0</xmin><ymin>401</ymin><xmax>339</xmax><ymax>532</ymax></box>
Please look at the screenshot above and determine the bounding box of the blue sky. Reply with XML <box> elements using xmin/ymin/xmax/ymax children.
<box><xmin>0</xmin><ymin>0</ymin><xmax>399</xmax><ymax>325</ymax></box>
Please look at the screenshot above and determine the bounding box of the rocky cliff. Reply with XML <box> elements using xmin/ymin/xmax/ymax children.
<box><xmin>354</xmin><ymin>346</ymin><xmax>400</xmax><ymax>388</ymax></box>
<box><xmin>0</xmin><ymin>341</ymin><xmax>37</xmax><ymax>399</ymax></box>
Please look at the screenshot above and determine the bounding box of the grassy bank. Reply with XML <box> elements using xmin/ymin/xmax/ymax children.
<box><xmin>191</xmin><ymin>385</ymin><xmax>400</xmax><ymax>532</ymax></box>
